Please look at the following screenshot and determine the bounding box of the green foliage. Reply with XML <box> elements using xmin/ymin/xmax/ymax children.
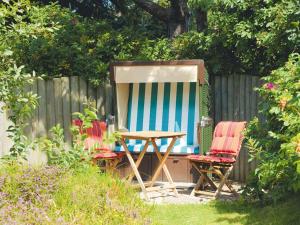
<box><xmin>39</xmin><ymin>124</ymin><xmax>91</xmax><ymax>169</ymax></box>
<box><xmin>0</xmin><ymin>50</ymin><xmax>38</xmax><ymax>159</ymax></box>
<box><xmin>51</xmin><ymin>166</ymin><xmax>150</xmax><ymax>224</ymax></box>
<box><xmin>2</xmin><ymin>0</ymin><xmax>298</xmax><ymax>83</ymax></box>
<box><xmin>243</xmin><ymin>53</ymin><xmax>300</xmax><ymax>203</ymax></box>
<box><xmin>39</xmin><ymin>100</ymin><xmax>119</xmax><ymax>168</ymax></box>
<box><xmin>0</xmin><ymin>163</ymin><xmax>150</xmax><ymax>224</ymax></box>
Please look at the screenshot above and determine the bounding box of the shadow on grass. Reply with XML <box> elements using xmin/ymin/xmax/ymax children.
<box><xmin>212</xmin><ymin>195</ymin><xmax>300</xmax><ymax>225</ymax></box>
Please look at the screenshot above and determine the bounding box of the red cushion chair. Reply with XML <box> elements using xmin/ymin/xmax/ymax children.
<box><xmin>187</xmin><ymin>121</ymin><xmax>246</xmax><ymax>198</ymax></box>
<box><xmin>72</xmin><ymin>119</ymin><xmax>124</xmax><ymax>172</ymax></box>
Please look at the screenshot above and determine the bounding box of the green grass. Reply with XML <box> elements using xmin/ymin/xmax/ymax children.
<box><xmin>150</xmin><ymin>196</ymin><xmax>300</xmax><ymax>225</ymax></box>
<box><xmin>1</xmin><ymin>163</ymin><xmax>299</xmax><ymax>225</ymax></box>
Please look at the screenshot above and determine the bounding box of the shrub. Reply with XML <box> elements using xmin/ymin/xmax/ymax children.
<box><xmin>39</xmin><ymin>101</ymin><xmax>120</xmax><ymax>169</ymax></box>
<box><xmin>0</xmin><ymin>163</ymin><xmax>150</xmax><ymax>224</ymax></box>
<box><xmin>0</xmin><ymin>50</ymin><xmax>38</xmax><ymax>159</ymax></box>
<box><xmin>244</xmin><ymin>53</ymin><xmax>300</xmax><ymax>203</ymax></box>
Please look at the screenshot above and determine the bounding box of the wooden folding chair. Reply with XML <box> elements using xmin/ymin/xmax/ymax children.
<box><xmin>73</xmin><ymin>119</ymin><xmax>124</xmax><ymax>173</ymax></box>
<box><xmin>187</xmin><ymin>121</ymin><xmax>246</xmax><ymax>198</ymax></box>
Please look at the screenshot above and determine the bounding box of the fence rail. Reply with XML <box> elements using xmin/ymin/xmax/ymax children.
<box><xmin>0</xmin><ymin>74</ymin><xmax>262</xmax><ymax>182</ymax></box>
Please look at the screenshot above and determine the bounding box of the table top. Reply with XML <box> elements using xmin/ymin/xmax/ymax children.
<box><xmin>120</xmin><ymin>131</ymin><xmax>186</xmax><ymax>140</ymax></box>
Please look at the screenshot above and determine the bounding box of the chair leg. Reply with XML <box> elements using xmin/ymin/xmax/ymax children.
<box><xmin>214</xmin><ymin>166</ymin><xmax>234</xmax><ymax>198</ymax></box>
<box><xmin>191</xmin><ymin>162</ymin><xmax>217</xmax><ymax>192</ymax></box>
<box><xmin>190</xmin><ymin>174</ymin><xmax>204</xmax><ymax>196</ymax></box>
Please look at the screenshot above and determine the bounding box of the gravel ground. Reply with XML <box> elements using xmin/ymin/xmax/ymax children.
<box><xmin>140</xmin><ymin>182</ymin><xmax>241</xmax><ymax>204</ymax></box>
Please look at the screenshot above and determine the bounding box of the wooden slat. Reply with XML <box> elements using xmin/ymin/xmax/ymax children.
<box><xmin>54</xmin><ymin>78</ymin><xmax>63</xmax><ymax>127</ymax></box>
<box><xmin>244</xmin><ymin>75</ymin><xmax>252</xmax><ymax>181</ymax></box>
<box><xmin>214</xmin><ymin>76</ymin><xmax>221</xmax><ymax>124</ymax></box>
<box><xmin>87</xmin><ymin>81</ymin><xmax>97</xmax><ymax>104</ymax></box>
<box><xmin>31</xmin><ymin>80</ymin><xmax>39</xmax><ymax>140</ymax></box>
<box><xmin>97</xmin><ymin>84</ymin><xmax>106</xmax><ymax>119</ymax></box>
<box><xmin>221</xmin><ymin>76</ymin><xmax>228</xmax><ymax>121</ymax></box>
<box><xmin>46</xmin><ymin>80</ymin><xmax>56</xmax><ymax>133</ymax></box>
<box><xmin>79</xmin><ymin>78</ymin><xmax>87</xmax><ymax>113</ymax></box>
<box><xmin>227</xmin><ymin>75</ymin><xmax>234</xmax><ymax>179</ymax></box>
<box><xmin>105</xmin><ymin>84</ymin><xmax>113</xmax><ymax>117</ymax></box>
<box><xmin>233</xmin><ymin>75</ymin><xmax>240</xmax><ymax>181</ymax></box>
<box><xmin>70</xmin><ymin>76</ymin><xmax>80</xmax><ymax>115</ymax></box>
<box><xmin>23</xmin><ymin>85</ymin><xmax>32</xmax><ymax>138</ymax></box>
<box><xmin>61</xmin><ymin>77</ymin><xmax>71</xmax><ymax>146</ymax></box>
<box><xmin>239</xmin><ymin>75</ymin><xmax>246</xmax><ymax>182</ymax></box>
<box><xmin>37</xmin><ymin>80</ymin><xmax>47</xmax><ymax>137</ymax></box>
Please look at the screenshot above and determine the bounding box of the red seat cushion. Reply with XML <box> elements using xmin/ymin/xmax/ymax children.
<box><xmin>93</xmin><ymin>152</ymin><xmax>124</xmax><ymax>159</ymax></box>
<box><xmin>187</xmin><ymin>155</ymin><xmax>236</xmax><ymax>164</ymax></box>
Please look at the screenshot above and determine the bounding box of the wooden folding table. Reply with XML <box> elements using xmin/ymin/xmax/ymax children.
<box><xmin>120</xmin><ymin>131</ymin><xmax>185</xmax><ymax>201</ymax></box>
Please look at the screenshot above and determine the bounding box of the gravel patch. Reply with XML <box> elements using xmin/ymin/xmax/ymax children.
<box><xmin>139</xmin><ymin>182</ymin><xmax>241</xmax><ymax>204</ymax></box>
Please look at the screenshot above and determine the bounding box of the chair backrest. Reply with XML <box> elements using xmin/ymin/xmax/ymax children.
<box><xmin>126</xmin><ymin>82</ymin><xmax>200</xmax><ymax>146</ymax></box>
<box><xmin>209</xmin><ymin>121</ymin><xmax>246</xmax><ymax>157</ymax></box>
<box><xmin>72</xmin><ymin>119</ymin><xmax>107</xmax><ymax>137</ymax></box>
<box><xmin>72</xmin><ymin>119</ymin><xmax>107</xmax><ymax>149</ymax></box>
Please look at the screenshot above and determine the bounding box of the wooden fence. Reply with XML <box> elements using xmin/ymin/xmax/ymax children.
<box><xmin>24</xmin><ymin>77</ymin><xmax>113</xmax><ymax>144</ymax></box>
<box><xmin>0</xmin><ymin>75</ymin><xmax>262</xmax><ymax>181</ymax></box>
<box><xmin>212</xmin><ymin>74</ymin><xmax>262</xmax><ymax>182</ymax></box>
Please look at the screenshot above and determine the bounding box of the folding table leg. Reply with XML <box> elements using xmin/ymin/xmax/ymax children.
<box><xmin>121</xmin><ymin>138</ymin><xmax>149</xmax><ymax>201</ymax></box>
<box><xmin>151</xmin><ymin>138</ymin><xmax>178</xmax><ymax>197</ymax></box>
<box><xmin>127</xmin><ymin>140</ymin><xmax>150</xmax><ymax>182</ymax></box>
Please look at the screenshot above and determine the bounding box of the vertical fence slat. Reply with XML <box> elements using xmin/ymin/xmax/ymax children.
<box><xmin>214</xmin><ymin>76</ymin><xmax>221</xmax><ymax>124</ymax></box>
<box><xmin>221</xmin><ymin>76</ymin><xmax>228</xmax><ymax>121</ymax></box>
<box><xmin>244</xmin><ymin>75</ymin><xmax>252</xmax><ymax>181</ymax></box>
<box><xmin>105</xmin><ymin>84</ymin><xmax>113</xmax><ymax>118</ymax></box>
<box><xmin>97</xmin><ymin>84</ymin><xmax>106</xmax><ymax>119</ymax></box>
<box><xmin>37</xmin><ymin>80</ymin><xmax>47</xmax><ymax>137</ymax></box>
<box><xmin>62</xmin><ymin>77</ymin><xmax>71</xmax><ymax>146</ymax></box>
<box><xmin>46</xmin><ymin>80</ymin><xmax>56</xmax><ymax>133</ymax></box>
<box><xmin>239</xmin><ymin>75</ymin><xmax>246</xmax><ymax>182</ymax></box>
<box><xmin>70</xmin><ymin>76</ymin><xmax>80</xmax><ymax>115</ymax></box>
<box><xmin>31</xmin><ymin>80</ymin><xmax>39</xmax><ymax>140</ymax></box>
<box><xmin>87</xmin><ymin>82</ymin><xmax>97</xmax><ymax>105</ymax></box>
<box><xmin>227</xmin><ymin>75</ymin><xmax>234</xmax><ymax>179</ymax></box>
<box><xmin>23</xmin><ymin>85</ymin><xmax>33</xmax><ymax>138</ymax></box>
<box><xmin>79</xmin><ymin>78</ymin><xmax>87</xmax><ymax>112</ymax></box>
<box><xmin>233</xmin><ymin>75</ymin><xmax>241</xmax><ymax>181</ymax></box>
<box><xmin>54</xmin><ymin>78</ymin><xmax>63</xmax><ymax>128</ymax></box>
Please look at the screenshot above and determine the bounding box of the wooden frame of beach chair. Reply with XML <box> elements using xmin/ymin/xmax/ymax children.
<box><xmin>72</xmin><ymin>119</ymin><xmax>124</xmax><ymax>173</ymax></box>
<box><xmin>187</xmin><ymin>121</ymin><xmax>246</xmax><ymax>198</ymax></box>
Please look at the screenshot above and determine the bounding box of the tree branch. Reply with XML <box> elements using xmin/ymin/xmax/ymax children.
<box><xmin>131</xmin><ymin>0</ymin><xmax>170</xmax><ymax>22</ymax></box>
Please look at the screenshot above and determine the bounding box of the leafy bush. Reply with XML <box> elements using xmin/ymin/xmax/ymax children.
<box><xmin>0</xmin><ymin>50</ymin><xmax>38</xmax><ymax>159</ymax></box>
<box><xmin>244</xmin><ymin>53</ymin><xmax>300</xmax><ymax>203</ymax></box>
<box><xmin>39</xmin><ymin>101</ymin><xmax>120</xmax><ymax>169</ymax></box>
<box><xmin>0</xmin><ymin>163</ymin><xmax>150</xmax><ymax>224</ymax></box>
<box><xmin>2</xmin><ymin>0</ymin><xmax>299</xmax><ymax>84</ymax></box>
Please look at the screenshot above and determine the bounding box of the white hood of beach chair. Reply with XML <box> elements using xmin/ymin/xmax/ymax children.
<box><xmin>114</xmin><ymin>65</ymin><xmax>199</xmax><ymax>83</ymax></box>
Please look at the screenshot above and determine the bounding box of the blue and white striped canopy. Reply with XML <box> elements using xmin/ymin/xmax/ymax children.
<box><xmin>116</xmin><ymin>82</ymin><xmax>200</xmax><ymax>154</ymax></box>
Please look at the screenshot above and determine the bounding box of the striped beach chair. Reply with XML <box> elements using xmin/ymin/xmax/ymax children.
<box><xmin>115</xmin><ymin>82</ymin><xmax>201</xmax><ymax>154</ymax></box>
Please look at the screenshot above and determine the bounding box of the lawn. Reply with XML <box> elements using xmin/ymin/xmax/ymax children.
<box><xmin>150</xmin><ymin>196</ymin><xmax>300</xmax><ymax>225</ymax></box>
